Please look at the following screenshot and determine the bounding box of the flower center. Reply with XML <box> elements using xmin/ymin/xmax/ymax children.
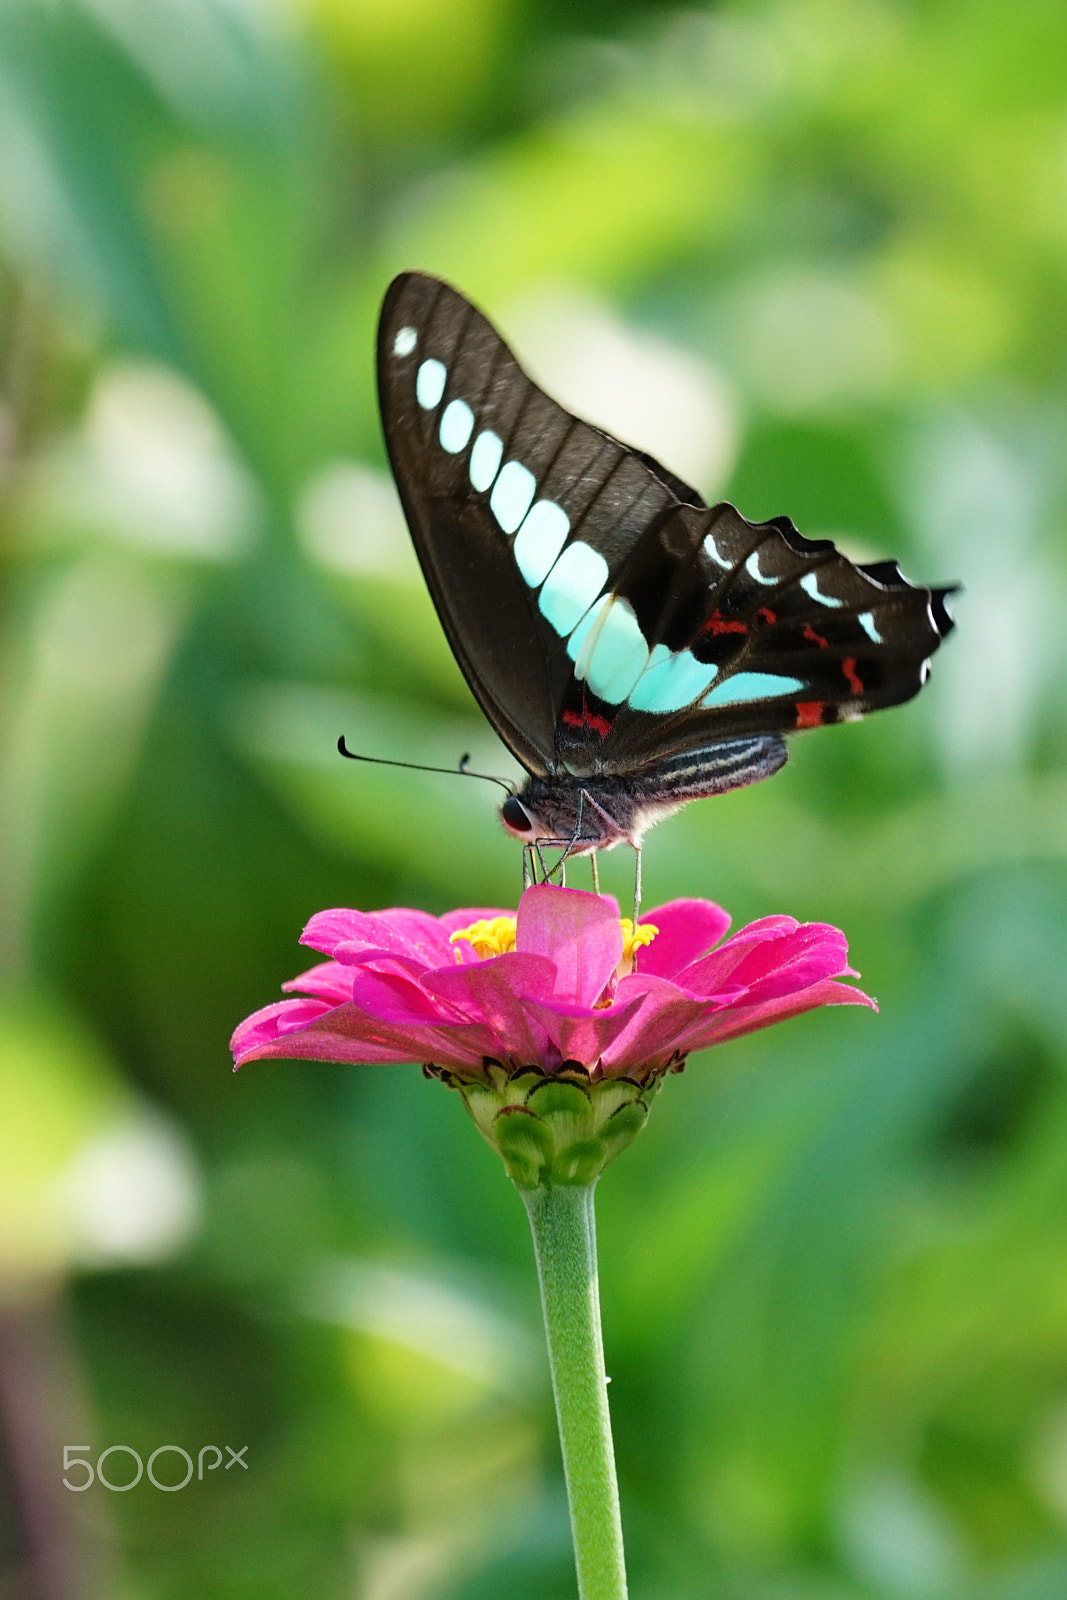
<box><xmin>449</xmin><ymin>914</ymin><xmax>658</xmax><ymax>971</ymax></box>
<box><xmin>620</xmin><ymin>918</ymin><xmax>658</xmax><ymax>967</ymax></box>
<box><xmin>449</xmin><ymin>917</ymin><xmax>517</xmax><ymax>959</ymax></box>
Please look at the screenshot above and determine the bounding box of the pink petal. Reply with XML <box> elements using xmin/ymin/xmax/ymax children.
<box><xmin>231</xmin><ymin>997</ymin><xmax>333</xmax><ymax>1061</ymax></box>
<box><xmin>236</xmin><ymin>1001</ymin><xmax>492</xmax><ymax>1072</ymax></box>
<box><xmin>300</xmin><ymin>908</ymin><xmax>393</xmax><ymax>958</ymax></box>
<box><xmin>302</xmin><ymin>907</ymin><xmax>452</xmax><ymax>969</ymax></box>
<box><xmin>599</xmin><ymin>973</ymin><xmax>718</xmax><ymax>1075</ymax></box>
<box><xmin>376</xmin><ymin>907</ymin><xmax>475</xmax><ymax>966</ymax></box>
<box><xmin>301</xmin><ymin>1004</ymin><xmax>493</xmax><ymax>1071</ymax></box>
<box><xmin>282</xmin><ymin>961</ymin><xmax>355</xmax><ymax>1004</ymax></box>
<box><xmin>515</xmin><ymin>885</ymin><xmax>623</xmax><ymax>1008</ymax></box>
<box><xmin>673</xmin><ymin>916</ymin><xmax>804</xmax><ymax>995</ymax></box>
<box><xmin>635</xmin><ymin>900</ymin><xmax>732</xmax><ymax>979</ymax></box>
<box><xmin>423</xmin><ymin>954</ymin><xmax>554</xmax><ymax>1065</ymax></box>
<box><xmin>733</xmin><ymin>925</ymin><xmax>853</xmax><ymax>1004</ymax></box>
<box><xmin>340</xmin><ymin>950</ymin><xmax>442</xmax><ymax>983</ymax></box>
<box><xmin>678</xmin><ymin>978</ymin><xmax>877</xmax><ymax>1053</ymax></box>
<box><xmin>519</xmin><ymin>991</ymin><xmax>648</xmax><ymax>1071</ymax></box>
<box><xmin>347</xmin><ymin>968</ymin><xmax>470</xmax><ymax>1027</ymax></box>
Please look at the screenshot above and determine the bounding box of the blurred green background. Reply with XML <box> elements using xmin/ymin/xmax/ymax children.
<box><xmin>1</xmin><ymin>0</ymin><xmax>1066</xmax><ymax>1596</ymax></box>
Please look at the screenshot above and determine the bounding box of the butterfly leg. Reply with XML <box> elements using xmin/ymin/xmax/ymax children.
<box><xmin>542</xmin><ymin>790</ymin><xmax>586</xmax><ymax>886</ymax></box>
<box><xmin>633</xmin><ymin>844</ymin><xmax>643</xmax><ymax>923</ymax></box>
<box><xmin>590</xmin><ymin>852</ymin><xmax>600</xmax><ymax>895</ymax></box>
<box><xmin>533</xmin><ymin>838</ymin><xmax>569</xmax><ymax>883</ymax></box>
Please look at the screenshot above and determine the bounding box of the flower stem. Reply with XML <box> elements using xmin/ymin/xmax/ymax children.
<box><xmin>522</xmin><ymin>1181</ymin><xmax>628</xmax><ymax>1600</ymax></box>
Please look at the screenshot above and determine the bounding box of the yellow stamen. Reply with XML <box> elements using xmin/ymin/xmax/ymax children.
<box><xmin>449</xmin><ymin>915</ymin><xmax>657</xmax><ymax>969</ymax></box>
<box><xmin>449</xmin><ymin>917</ymin><xmax>517</xmax><ymax>960</ymax></box>
<box><xmin>620</xmin><ymin>918</ymin><xmax>658</xmax><ymax>966</ymax></box>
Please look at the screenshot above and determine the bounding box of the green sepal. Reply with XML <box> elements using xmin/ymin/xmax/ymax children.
<box><xmin>552</xmin><ymin>1137</ymin><xmax>607</xmax><ymax>1185</ymax></box>
<box><xmin>463</xmin><ymin>1082</ymin><xmax>504</xmax><ymax>1142</ymax></box>
<box><xmin>494</xmin><ymin>1105</ymin><xmax>554</xmax><ymax>1187</ymax></box>
<box><xmin>527</xmin><ymin>1079</ymin><xmax>594</xmax><ymax>1148</ymax></box>
<box><xmin>598</xmin><ymin>1099</ymin><xmax>648</xmax><ymax>1163</ymax></box>
<box><xmin>589</xmin><ymin>1077</ymin><xmax>643</xmax><ymax>1127</ymax></box>
<box><xmin>457</xmin><ymin>1066</ymin><xmax>661</xmax><ymax>1189</ymax></box>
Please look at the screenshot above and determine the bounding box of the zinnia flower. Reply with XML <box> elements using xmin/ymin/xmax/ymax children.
<box><xmin>232</xmin><ymin>886</ymin><xmax>874</xmax><ymax>1187</ymax></box>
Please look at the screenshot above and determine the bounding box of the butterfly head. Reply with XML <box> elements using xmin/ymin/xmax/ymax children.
<box><xmin>501</xmin><ymin>794</ymin><xmax>537</xmax><ymax>839</ymax></box>
<box><xmin>500</xmin><ymin>774</ymin><xmax>680</xmax><ymax>853</ymax></box>
<box><xmin>499</xmin><ymin>780</ymin><xmax>629</xmax><ymax>852</ymax></box>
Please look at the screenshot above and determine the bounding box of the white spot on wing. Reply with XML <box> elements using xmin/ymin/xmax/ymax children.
<box><xmin>745</xmin><ymin>548</ymin><xmax>776</xmax><ymax>585</ymax></box>
<box><xmin>538</xmin><ymin>541</ymin><xmax>608</xmax><ymax>636</ymax></box>
<box><xmin>514</xmin><ymin>500</ymin><xmax>570</xmax><ymax>585</ymax></box>
<box><xmin>416</xmin><ymin>359</ymin><xmax>446</xmax><ymax>409</ymax></box>
<box><xmin>703</xmin><ymin>670</ymin><xmax>804</xmax><ymax>706</ymax></box>
<box><xmin>490</xmin><ymin>460</ymin><xmax>536</xmax><ymax>534</ymax></box>
<box><xmin>469</xmin><ymin>431</ymin><xmax>503</xmax><ymax>492</ymax></box>
<box><xmin>628</xmin><ymin>647</ymin><xmax>719</xmax><ymax>712</ymax></box>
<box><xmin>800</xmin><ymin>571</ymin><xmax>843</xmax><ymax>607</ymax></box>
<box><xmin>567</xmin><ymin>594</ymin><xmax>648</xmax><ymax>705</ymax></box>
<box><xmin>703</xmin><ymin>533</ymin><xmax>732</xmax><ymax>569</ymax></box>
<box><xmin>394</xmin><ymin>326</ymin><xmax>417</xmax><ymax>358</ymax></box>
<box><xmin>439</xmin><ymin>399</ymin><xmax>474</xmax><ymax>454</ymax></box>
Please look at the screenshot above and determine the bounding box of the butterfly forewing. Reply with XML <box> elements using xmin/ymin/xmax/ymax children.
<box><xmin>378</xmin><ymin>271</ymin><xmax>954</xmax><ymax>783</ymax></box>
<box><xmin>379</xmin><ymin>273</ymin><xmax>695</xmax><ymax>774</ymax></box>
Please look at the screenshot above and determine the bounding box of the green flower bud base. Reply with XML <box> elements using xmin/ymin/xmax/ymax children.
<box><xmin>458</xmin><ymin>1064</ymin><xmax>661</xmax><ymax>1188</ymax></box>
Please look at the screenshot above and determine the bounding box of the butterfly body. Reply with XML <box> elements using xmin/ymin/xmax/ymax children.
<box><xmin>376</xmin><ymin>272</ymin><xmax>955</xmax><ymax>853</ymax></box>
<box><xmin>502</xmin><ymin>736</ymin><xmax>788</xmax><ymax>851</ymax></box>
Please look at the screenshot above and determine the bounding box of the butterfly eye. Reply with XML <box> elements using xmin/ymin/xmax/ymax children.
<box><xmin>501</xmin><ymin>796</ymin><xmax>534</xmax><ymax>836</ymax></box>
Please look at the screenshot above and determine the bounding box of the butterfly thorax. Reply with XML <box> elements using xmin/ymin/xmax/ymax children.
<box><xmin>501</xmin><ymin>735</ymin><xmax>788</xmax><ymax>851</ymax></box>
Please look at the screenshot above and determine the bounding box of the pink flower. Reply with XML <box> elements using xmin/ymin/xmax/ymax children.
<box><xmin>231</xmin><ymin>885</ymin><xmax>874</xmax><ymax>1085</ymax></box>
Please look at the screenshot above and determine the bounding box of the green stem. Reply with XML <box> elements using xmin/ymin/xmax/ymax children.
<box><xmin>522</xmin><ymin>1181</ymin><xmax>628</xmax><ymax>1600</ymax></box>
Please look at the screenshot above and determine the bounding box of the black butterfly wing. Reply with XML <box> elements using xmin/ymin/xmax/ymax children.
<box><xmin>587</xmin><ymin>500</ymin><xmax>955</xmax><ymax>772</ymax></box>
<box><xmin>378</xmin><ymin>271</ymin><xmax>954</xmax><ymax>781</ymax></box>
<box><xmin>378</xmin><ymin>271</ymin><xmax>712</xmax><ymax>777</ymax></box>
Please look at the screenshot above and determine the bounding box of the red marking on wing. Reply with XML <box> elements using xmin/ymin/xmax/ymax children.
<box><xmin>757</xmin><ymin>606</ymin><xmax>777</xmax><ymax>626</ymax></box>
<box><xmin>562</xmin><ymin>705</ymin><xmax>613</xmax><ymax>738</ymax></box>
<box><xmin>803</xmin><ymin>623</ymin><xmax>829</xmax><ymax>649</ymax></box>
<box><xmin>702</xmin><ymin>609</ymin><xmax>747</xmax><ymax>636</ymax></box>
<box><xmin>841</xmin><ymin>656</ymin><xmax>863</xmax><ymax>695</ymax></box>
<box><xmin>795</xmin><ymin>701</ymin><xmax>825</xmax><ymax>729</ymax></box>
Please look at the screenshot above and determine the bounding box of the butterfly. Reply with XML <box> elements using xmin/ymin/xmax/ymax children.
<box><xmin>376</xmin><ymin>271</ymin><xmax>955</xmax><ymax>874</ymax></box>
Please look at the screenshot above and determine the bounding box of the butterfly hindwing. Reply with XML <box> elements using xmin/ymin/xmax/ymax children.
<box><xmin>585</xmin><ymin>502</ymin><xmax>953</xmax><ymax>769</ymax></box>
<box><xmin>378</xmin><ymin>272</ymin><xmax>954</xmax><ymax>781</ymax></box>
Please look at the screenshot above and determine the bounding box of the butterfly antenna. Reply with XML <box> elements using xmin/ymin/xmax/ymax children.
<box><xmin>456</xmin><ymin>753</ymin><xmax>517</xmax><ymax>791</ymax></box>
<box><xmin>337</xmin><ymin>736</ymin><xmax>514</xmax><ymax>794</ymax></box>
